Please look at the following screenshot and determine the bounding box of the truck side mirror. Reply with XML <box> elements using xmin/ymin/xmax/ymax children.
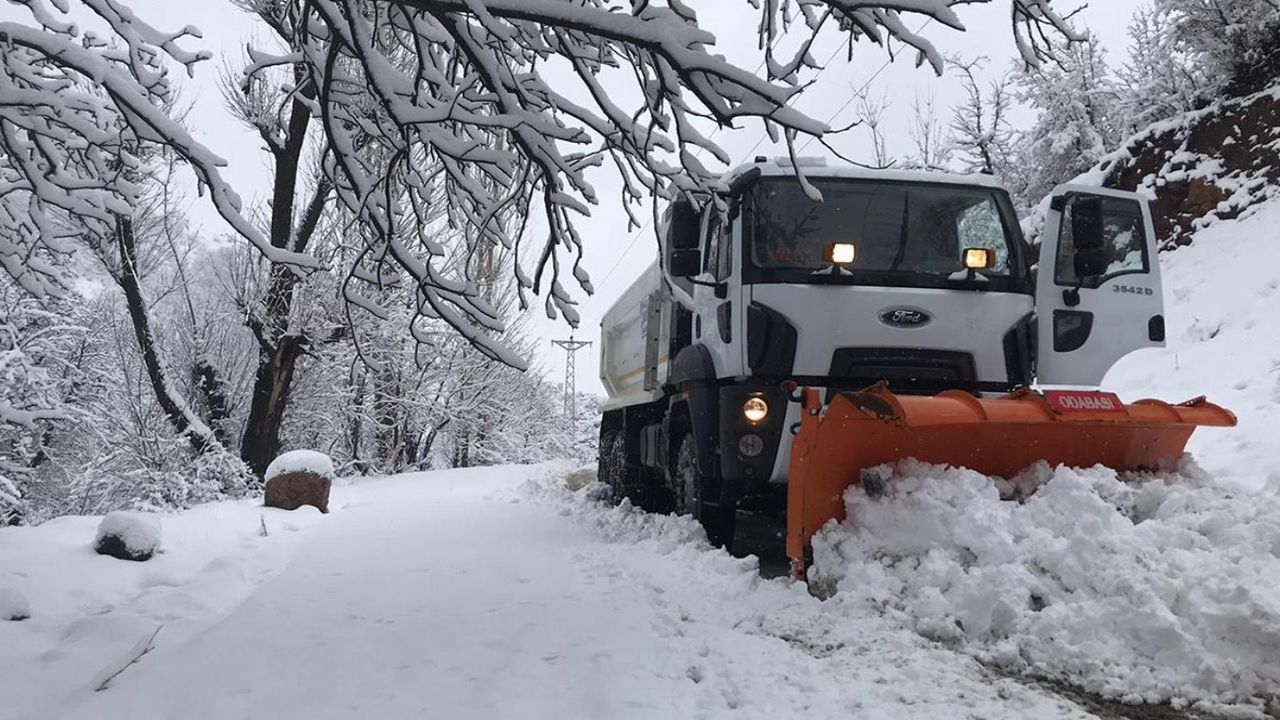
<box><xmin>669</xmin><ymin>249</ymin><xmax>702</xmax><ymax>278</ymax></box>
<box><xmin>1071</xmin><ymin>196</ymin><xmax>1107</xmax><ymax>278</ymax></box>
<box><xmin>669</xmin><ymin>201</ymin><xmax>701</xmax><ymax>250</ymax></box>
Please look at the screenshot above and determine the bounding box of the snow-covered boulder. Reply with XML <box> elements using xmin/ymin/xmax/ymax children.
<box><xmin>264</xmin><ymin>450</ymin><xmax>335</xmax><ymax>514</ymax></box>
<box><xmin>94</xmin><ymin>511</ymin><xmax>161</xmax><ymax>562</ymax></box>
<box><xmin>0</xmin><ymin>586</ymin><xmax>30</xmax><ymax>621</ymax></box>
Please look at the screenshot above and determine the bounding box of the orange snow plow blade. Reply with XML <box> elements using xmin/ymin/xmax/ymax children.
<box><xmin>786</xmin><ymin>383</ymin><xmax>1236</xmax><ymax>578</ymax></box>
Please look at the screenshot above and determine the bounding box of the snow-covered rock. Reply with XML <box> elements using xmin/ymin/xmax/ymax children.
<box><xmin>94</xmin><ymin>512</ymin><xmax>162</xmax><ymax>562</ymax></box>
<box><xmin>265</xmin><ymin>450</ymin><xmax>335</xmax><ymax>482</ymax></box>
<box><xmin>0</xmin><ymin>586</ymin><xmax>30</xmax><ymax>621</ymax></box>
<box><xmin>264</xmin><ymin>450</ymin><xmax>335</xmax><ymax>514</ymax></box>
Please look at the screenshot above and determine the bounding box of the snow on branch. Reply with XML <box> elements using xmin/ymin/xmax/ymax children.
<box><xmin>0</xmin><ymin>0</ymin><xmax>321</xmax><ymax>300</ymax></box>
<box><xmin>3</xmin><ymin>0</ymin><xmax>1078</xmax><ymax>368</ymax></box>
<box><xmin>275</xmin><ymin>0</ymin><xmax>1076</xmax><ymax>366</ymax></box>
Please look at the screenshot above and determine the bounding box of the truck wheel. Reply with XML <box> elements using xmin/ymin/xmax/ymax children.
<box><xmin>675</xmin><ymin>433</ymin><xmax>737</xmax><ymax>549</ymax></box>
<box><xmin>598</xmin><ymin>431</ymin><xmax>629</xmax><ymax>504</ymax></box>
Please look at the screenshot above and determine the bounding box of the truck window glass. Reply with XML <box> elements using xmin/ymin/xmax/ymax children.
<box><xmin>955</xmin><ymin>197</ymin><xmax>1011</xmax><ymax>271</ymax></box>
<box><xmin>715</xmin><ymin>215</ymin><xmax>732</xmax><ymax>281</ymax></box>
<box><xmin>745</xmin><ymin>178</ymin><xmax>1026</xmax><ymax>291</ymax></box>
<box><xmin>703</xmin><ymin>218</ymin><xmax>719</xmax><ymax>277</ymax></box>
<box><xmin>1054</xmin><ymin>197</ymin><xmax>1149</xmax><ymax>287</ymax></box>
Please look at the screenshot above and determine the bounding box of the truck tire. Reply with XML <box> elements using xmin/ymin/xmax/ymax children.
<box><xmin>675</xmin><ymin>433</ymin><xmax>736</xmax><ymax>549</ymax></box>
<box><xmin>600</xmin><ymin>430</ymin><xmax>666</xmax><ymax>510</ymax></box>
<box><xmin>598</xmin><ymin>431</ymin><xmax>629</xmax><ymax>504</ymax></box>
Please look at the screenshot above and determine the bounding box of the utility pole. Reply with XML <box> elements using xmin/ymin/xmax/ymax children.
<box><xmin>551</xmin><ymin>337</ymin><xmax>592</xmax><ymax>421</ymax></box>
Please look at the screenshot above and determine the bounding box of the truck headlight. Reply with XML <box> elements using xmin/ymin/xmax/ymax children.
<box><xmin>738</xmin><ymin>434</ymin><xmax>764</xmax><ymax>457</ymax></box>
<box><xmin>743</xmin><ymin>396</ymin><xmax>769</xmax><ymax>424</ymax></box>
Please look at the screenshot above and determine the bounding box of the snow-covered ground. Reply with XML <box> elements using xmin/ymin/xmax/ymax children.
<box><xmin>5</xmin><ymin>463</ymin><xmax>1103</xmax><ymax>720</ymax></box>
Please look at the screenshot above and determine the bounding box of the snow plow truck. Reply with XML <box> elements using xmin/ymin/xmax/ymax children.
<box><xmin>596</xmin><ymin>158</ymin><xmax>1235</xmax><ymax>578</ymax></box>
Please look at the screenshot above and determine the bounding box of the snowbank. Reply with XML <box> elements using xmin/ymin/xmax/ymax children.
<box><xmin>1106</xmin><ymin>197</ymin><xmax>1280</xmax><ymax>492</ymax></box>
<box><xmin>0</xmin><ymin>497</ymin><xmax>329</xmax><ymax>719</ymax></box>
<box><xmin>811</xmin><ymin>459</ymin><xmax>1280</xmax><ymax>715</ymax></box>
<box><xmin>265</xmin><ymin>450</ymin><xmax>335</xmax><ymax>481</ymax></box>
<box><xmin>94</xmin><ymin>511</ymin><xmax>162</xmax><ymax>559</ymax></box>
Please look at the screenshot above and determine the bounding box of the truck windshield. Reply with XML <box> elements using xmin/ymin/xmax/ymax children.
<box><xmin>745</xmin><ymin>178</ymin><xmax>1028</xmax><ymax>291</ymax></box>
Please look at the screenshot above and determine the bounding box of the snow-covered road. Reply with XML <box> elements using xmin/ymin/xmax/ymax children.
<box><xmin>10</xmin><ymin>465</ymin><xmax>1095</xmax><ymax>720</ymax></box>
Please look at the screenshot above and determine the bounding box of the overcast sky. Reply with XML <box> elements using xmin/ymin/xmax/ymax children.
<box><xmin>12</xmin><ymin>0</ymin><xmax>1147</xmax><ymax>396</ymax></box>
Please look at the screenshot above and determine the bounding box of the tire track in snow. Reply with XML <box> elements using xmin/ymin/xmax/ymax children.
<box><xmin>542</xmin><ymin>472</ymin><xmax>1098</xmax><ymax>719</ymax></box>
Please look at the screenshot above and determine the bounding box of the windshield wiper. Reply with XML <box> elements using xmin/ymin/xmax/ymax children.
<box><xmin>810</xmin><ymin>264</ymin><xmax>853</xmax><ymax>278</ymax></box>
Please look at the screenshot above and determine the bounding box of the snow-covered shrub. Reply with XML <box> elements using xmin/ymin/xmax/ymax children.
<box><xmin>94</xmin><ymin>511</ymin><xmax>162</xmax><ymax>562</ymax></box>
<box><xmin>194</xmin><ymin>448</ymin><xmax>257</xmax><ymax>498</ymax></box>
<box><xmin>0</xmin><ymin>470</ymin><xmax>24</xmax><ymax>527</ymax></box>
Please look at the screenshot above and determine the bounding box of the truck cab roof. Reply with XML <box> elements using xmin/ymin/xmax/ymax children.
<box><xmin>719</xmin><ymin>158</ymin><xmax>1008</xmax><ymax>193</ymax></box>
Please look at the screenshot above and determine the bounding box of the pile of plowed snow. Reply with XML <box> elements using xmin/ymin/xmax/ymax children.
<box><xmin>810</xmin><ymin>459</ymin><xmax>1280</xmax><ymax>715</ymax></box>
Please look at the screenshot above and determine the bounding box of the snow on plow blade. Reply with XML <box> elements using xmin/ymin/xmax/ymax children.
<box><xmin>786</xmin><ymin>383</ymin><xmax>1237</xmax><ymax>579</ymax></box>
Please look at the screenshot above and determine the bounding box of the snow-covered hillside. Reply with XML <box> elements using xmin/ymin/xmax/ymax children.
<box><xmin>1106</xmin><ymin>196</ymin><xmax>1280</xmax><ymax>491</ymax></box>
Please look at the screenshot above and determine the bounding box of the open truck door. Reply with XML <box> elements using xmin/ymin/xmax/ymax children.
<box><xmin>1035</xmin><ymin>185</ymin><xmax>1166</xmax><ymax>387</ymax></box>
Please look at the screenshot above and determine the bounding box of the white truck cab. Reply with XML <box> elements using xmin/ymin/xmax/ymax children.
<box><xmin>598</xmin><ymin>159</ymin><xmax>1165</xmax><ymax>546</ymax></box>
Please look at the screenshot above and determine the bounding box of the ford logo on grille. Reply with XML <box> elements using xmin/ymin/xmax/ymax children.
<box><xmin>879</xmin><ymin>308</ymin><xmax>932</xmax><ymax>328</ymax></box>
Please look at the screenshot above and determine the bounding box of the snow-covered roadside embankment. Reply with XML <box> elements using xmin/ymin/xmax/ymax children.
<box><xmin>1106</xmin><ymin>196</ymin><xmax>1280</xmax><ymax>491</ymax></box>
<box><xmin>0</xmin><ymin>497</ymin><xmax>330</xmax><ymax>719</ymax></box>
<box><xmin>810</xmin><ymin>459</ymin><xmax>1280</xmax><ymax>717</ymax></box>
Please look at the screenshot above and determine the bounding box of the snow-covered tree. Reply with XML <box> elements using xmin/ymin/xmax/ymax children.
<box><xmin>949</xmin><ymin>58</ymin><xmax>1016</xmax><ymax>176</ymax></box>
<box><xmin>1157</xmin><ymin>0</ymin><xmax>1280</xmax><ymax>91</ymax></box>
<box><xmin>222</xmin><ymin>0</ymin><xmax>1081</xmax><ymax>365</ymax></box>
<box><xmin>1009</xmin><ymin>32</ymin><xmax>1122</xmax><ymax>210</ymax></box>
<box><xmin>1115</xmin><ymin>4</ymin><xmax>1215</xmax><ymax>132</ymax></box>
<box><xmin>0</xmin><ymin>0</ymin><xmax>318</xmax><ymax>301</ymax></box>
<box><xmin>851</xmin><ymin>89</ymin><xmax>893</xmax><ymax>168</ymax></box>
<box><xmin>903</xmin><ymin>92</ymin><xmax>954</xmax><ymax>171</ymax></box>
<box><xmin>0</xmin><ymin>288</ymin><xmax>84</xmax><ymax>524</ymax></box>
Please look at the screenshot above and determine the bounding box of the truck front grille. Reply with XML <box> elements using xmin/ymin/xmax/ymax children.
<box><xmin>827</xmin><ymin>348</ymin><xmax>978</xmax><ymax>396</ymax></box>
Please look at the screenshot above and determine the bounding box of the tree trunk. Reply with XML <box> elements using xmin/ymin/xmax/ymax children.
<box><xmin>193</xmin><ymin>359</ymin><xmax>231</xmax><ymax>446</ymax></box>
<box><xmin>237</xmin><ymin>68</ymin><xmax>330</xmax><ymax>478</ymax></box>
<box><xmin>114</xmin><ymin>217</ymin><xmax>214</xmax><ymax>455</ymax></box>
<box><xmin>240</xmin><ymin>335</ymin><xmax>306</xmax><ymax>477</ymax></box>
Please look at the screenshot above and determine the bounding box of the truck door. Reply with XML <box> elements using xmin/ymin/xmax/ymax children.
<box><xmin>1035</xmin><ymin>184</ymin><xmax>1166</xmax><ymax>387</ymax></box>
<box><xmin>690</xmin><ymin>209</ymin><xmax>743</xmax><ymax>374</ymax></box>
